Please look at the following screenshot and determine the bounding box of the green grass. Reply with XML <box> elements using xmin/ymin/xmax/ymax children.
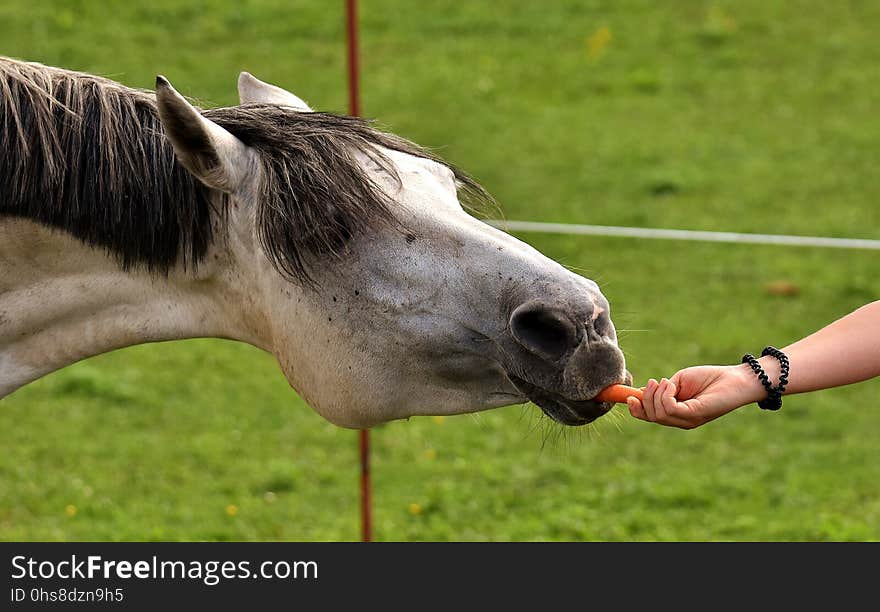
<box><xmin>1</xmin><ymin>1</ymin><xmax>878</xmax><ymax>541</ymax></box>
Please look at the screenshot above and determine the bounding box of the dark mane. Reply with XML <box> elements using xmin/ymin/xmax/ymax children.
<box><xmin>0</xmin><ymin>57</ymin><xmax>491</xmax><ymax>282</ymax></box>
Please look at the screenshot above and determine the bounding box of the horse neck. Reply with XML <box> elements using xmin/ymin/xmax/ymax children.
<box><xmin>0</xmin><ymin>217</ymin><xmax>270</xmax><ymax>399</ymax></box>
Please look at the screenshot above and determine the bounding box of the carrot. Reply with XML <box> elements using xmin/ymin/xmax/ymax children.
<box><xmin>595</xmin><ymin>384</ymin><xmax>644</xmax><ymax>404</ymax></box>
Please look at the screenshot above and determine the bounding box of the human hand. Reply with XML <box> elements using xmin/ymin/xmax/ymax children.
<box><xmin>627</xmin><ymin>364</ymin><xmax>763</xmax><ymax>429</ymax></box>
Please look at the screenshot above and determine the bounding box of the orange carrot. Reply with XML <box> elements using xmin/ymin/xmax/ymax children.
<box><xmin>595</xmin><ymin>384</ymin><xmax>644</xmax><ymax>404</ymax></box>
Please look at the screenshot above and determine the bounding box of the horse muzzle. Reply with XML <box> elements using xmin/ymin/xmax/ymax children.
<box><xmin>504</xmin><ymin>297</ymin><xmax>630</xmax><ymax>426</ymax></box>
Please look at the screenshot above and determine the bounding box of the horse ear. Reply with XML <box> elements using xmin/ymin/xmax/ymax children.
<box><xmin>237</xmin><ymin>71</ymin><xmax>313</xmax><ymax>111</ymax></box>
<box><xmin>155</xmin><ymin>75</ymin><xmax>255</xmax><ymax>193</ymax></box>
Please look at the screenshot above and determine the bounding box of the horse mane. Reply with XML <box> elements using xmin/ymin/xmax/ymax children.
<box><xmin>0</xmin><ymin>57</ymin><xmax>491</xmax><ymax>282</ymax></box>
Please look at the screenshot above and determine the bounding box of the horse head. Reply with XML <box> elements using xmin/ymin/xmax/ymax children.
<box><xmin>155</xmin><ymin>74</ymin><xmax>630</xmax><ymax>428</ymax></box>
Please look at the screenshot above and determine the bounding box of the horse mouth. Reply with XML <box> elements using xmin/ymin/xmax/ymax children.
<box><xmin>508</xmin><ymin>375</ymin><xmax>614</xmax><ymax>426</ymax></box>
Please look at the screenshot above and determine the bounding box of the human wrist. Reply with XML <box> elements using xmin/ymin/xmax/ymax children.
<box><xmin>733</xmin><ymin>360</ymin><xmax>773</xmax><ymax>404</ymax></box>
<box><xmin>734</xmin><ymin>354</ymin><xmax>785</xmax><ymax>403</ymax></box>
<box><xmin>757</xmin><ymin>354</ymin><xmax>784</xmax><ymax>391</ymax></box>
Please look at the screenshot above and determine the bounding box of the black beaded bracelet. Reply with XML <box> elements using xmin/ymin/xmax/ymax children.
<box><xmin>741</xmin><ymin>346</ymin><xmax>790</xmax><ymax>410</ymax></box>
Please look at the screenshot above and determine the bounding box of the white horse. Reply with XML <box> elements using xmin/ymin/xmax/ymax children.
<box><xmin>0</xmin><ymin>57</ymin><xmax>629</xmax><ymax>428</ymax></box>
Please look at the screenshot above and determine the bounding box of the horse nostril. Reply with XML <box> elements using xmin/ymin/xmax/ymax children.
<box><xmin>509</xmin><ymin>302</ymin><xmax>578</xmax><ymax>360</ymax></box>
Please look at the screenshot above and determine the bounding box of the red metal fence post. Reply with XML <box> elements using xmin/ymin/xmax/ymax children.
<box><xmin>345</xmin><ymin>0</ymin><xmax>371</xmax><ymax>543</ymax></box>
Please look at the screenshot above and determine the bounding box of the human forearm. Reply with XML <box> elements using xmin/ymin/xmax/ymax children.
<box><xmin>746</xmin><ymin>300</ymin><xmax>880</xmax><ymax>396</ymax></box>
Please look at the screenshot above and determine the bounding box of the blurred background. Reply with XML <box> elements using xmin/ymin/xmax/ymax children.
<box><xmin>1</xmin><ymin>0</ymin><xmax>878</xmax><ymax>541</ymax></box>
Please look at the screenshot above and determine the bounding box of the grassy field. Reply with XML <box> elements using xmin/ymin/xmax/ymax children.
<box><xmin>1</xmin><ymin>1</ymin><xmax>878</xmax><ymax>541</ymax></box>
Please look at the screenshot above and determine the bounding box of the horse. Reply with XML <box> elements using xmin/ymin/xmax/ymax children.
<box><xmin>0</xmin><ymin>57</ymin><xmax>629</xmax><ymax>428</ymax></box>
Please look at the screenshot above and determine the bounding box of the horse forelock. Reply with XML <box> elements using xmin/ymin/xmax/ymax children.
<box><xmin>0</xmin><ymin>56</ymin><xmax>493</xmax><ymax>283</ymax></box>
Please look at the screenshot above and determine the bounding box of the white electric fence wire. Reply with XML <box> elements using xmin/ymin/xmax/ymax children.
<box><xmin>486</xmin><ymin>220</ymin><xmax>880</xmax><ymax>251</ymax></box>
